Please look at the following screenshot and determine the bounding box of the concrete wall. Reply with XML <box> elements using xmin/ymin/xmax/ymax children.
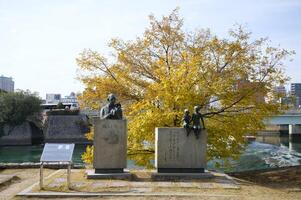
<box><xmin>266</xmin><ymin>115</ymin><xmax>301</xmax><ymax>125</ymax></box>
<box><xmin>0</xmin><ymin>122</ymin><xmax>32</xmax><ymax>146</ymax></box>
<box><xmin>289</xmin><ymin>124</ymin><xmax>301</xmax><ymax>135</ymax></box>
<box><xmin>260</xmin><ymin>125</ymin><xmax>289</xmax><ymax>136</ymax></box>
<box><xmin>44</xmin><ymin>114</ymin><xmax>90</xmax><ymax>143</ymax></box>
<box><xmin>264</xmin><ymin>125</ymin><xmax>281</xmax><ymax>131</ymax></box>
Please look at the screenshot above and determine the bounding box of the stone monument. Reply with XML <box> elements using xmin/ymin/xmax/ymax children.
<box><xmin>152</xmin><ymin>106</ymin><xmax>212</xmax><ymax>180</ymax></box>
<box><xmin>155</xmin><ymin>127</ymin><xmax>207</xmax><ymax>173</ymax></box>
<box><xmin>93</xmin><ymin>119</ymin><xmax>127</xmax><ymax>173</ymax></box>
<box><xmin>87</xmin><ymin>94</ymin><xmax>131</xmax><ymax>179</ymax></box>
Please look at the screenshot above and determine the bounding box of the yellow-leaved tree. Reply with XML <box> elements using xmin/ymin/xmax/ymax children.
<box><xmin>78</xmin><ymin>9</ymin><xmax>293</xmax><ymax>167</ymax></box>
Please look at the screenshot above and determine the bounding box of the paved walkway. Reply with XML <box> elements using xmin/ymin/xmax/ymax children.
<box><xmin>1</xmin><ymin>168</ymin><xmax>300</xmax><ymax>200</ymax></box>
<box><xmin>0</xmin><ymin>174</ymin><xmax>17</xmax><ymax>187</ymax></box>
<box><xmin>0</xmin><ymin>169</ymin><xmax>55</xmax><ymax>200</ymax></box>
<box><xmin>16</xmin><ymin>169</ymin><xmax>240</xmax><ymax>198</ymax></box>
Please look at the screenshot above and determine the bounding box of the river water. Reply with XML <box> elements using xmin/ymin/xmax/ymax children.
<box><xmin>208</xmin><ymin>136</ymin><xmax>301</xmax><ymax>172</ymax></box>
<box><xmin>0</xmin><ymin>136</ymin><xmax>300</xmax><ymax>172</ymax></box>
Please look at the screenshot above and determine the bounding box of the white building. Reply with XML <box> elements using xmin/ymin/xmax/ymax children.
<box><xmin>60</xmin><ymin>92</ymin><xmax>79</xmax><ymax>109</ymax></box>
<box><xmin>46</xmin><ymin>93</ymin><xmax>61</xmax><ymax>104</ymax></box>
<box><xmin>274</xmin><ymin>85</ymin><xmax>286</xmax><ymax>96</ymax></box>
<box><xmin>45</xmin><ymin>92</ymin><xmax>79</xmax><ymax>109</ymax></box>
<box><xmin>0</xmin><ymin>75</ymin><xmax>14</xmax><ymax>92</ymax></box>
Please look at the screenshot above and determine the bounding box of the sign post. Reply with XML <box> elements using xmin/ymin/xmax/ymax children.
<box><xmin>40</xmin><ymin>143</ymin><xmax>75</xmax><ymax>189</ymax></box>
<box><xmin>40</xmin><ymin>162</ymin><xmax>43</xmax><ymax>189</ymax></box>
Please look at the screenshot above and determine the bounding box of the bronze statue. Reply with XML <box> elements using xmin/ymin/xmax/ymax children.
<box><xmin>182</xmin><ymin>109</ymin><xmax>191</xmax><ymax>136</ymax></box>
<box><xmin>191</xmin><ymin>106</ymin><xmax>205</xmax><ymax>139</ymax></box>
<box><xmin>182</xmin><ymin>106</ymin><xmax>205</xmax><ymax>139</ymax></box>
<box><xmin>100</xmin><ymin>93</ymin><xmax>123</xmax><ymax>119</ymax></box>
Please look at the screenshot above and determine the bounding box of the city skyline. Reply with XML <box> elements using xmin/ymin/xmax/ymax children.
<box><xmin>1</xmin><ymin>0</ymin><xmax>301</xmax><ymax>98</ymax></box>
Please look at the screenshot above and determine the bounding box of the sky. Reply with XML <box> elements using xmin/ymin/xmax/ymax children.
<box><xmin>0</xmin><ymin>0</ymin><xmax>300</xmax><ymax>98</ymax></box>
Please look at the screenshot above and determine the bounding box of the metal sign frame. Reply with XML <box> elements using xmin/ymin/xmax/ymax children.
<box><xmin>39</xmin><ymin>143</ymin><xmax>75</xmax><ymax>190</ymax></box>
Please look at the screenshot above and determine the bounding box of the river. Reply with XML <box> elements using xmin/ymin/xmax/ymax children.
<box><xmin>0</xmin><ymin>135</ymin><xmax>300</xmax><ymax>172</ymax></box>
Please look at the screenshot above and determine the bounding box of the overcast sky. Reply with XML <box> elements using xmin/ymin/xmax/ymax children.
<box><xmin>0</xmin><ymin>0</ymin><xmax>300</xmax><ymax>98</ymax></box>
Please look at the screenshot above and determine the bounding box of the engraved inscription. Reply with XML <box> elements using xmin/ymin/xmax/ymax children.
<box><xmin>167</xmin><ymin>130</ymin><xmax>180</xmax><ymax>161</ymax></box>
<box><xmin>156</xmin><ymin>128</ymin><xmax>206</xmax><ymax>169</ymax></box>
<box><xmin>101</xmin><ymin>123</ymin><xmax>120</xmax><ymax>144</ymax></box>
<box><xmin>94</xmin><ymin>119</ymin><xmax>127</xmax><ymax>169</ymax></box>
<box><xmin>102</xmin><ymin>122</ymin><xmax>122</xmax><ymax>129</ymax></box>
<box><xmin>102</xmin><ymin>132</ymin><xmax>119</xmax><ymax>144</ymax></box>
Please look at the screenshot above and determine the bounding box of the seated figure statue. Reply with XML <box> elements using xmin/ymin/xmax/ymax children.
<box><xmin>100</xmin><ymin>93</ymin><xmax>123</xmax><ymax>120</ymax></box>
<box><xmin>191</xmin><ymin>105</ymin><xmax>205</xmax><ymax>139</ymax></box>
<box><xmin>182</xmin><ymin>109</ymin><xmax>192</xmax><ymax>136</ymax></box>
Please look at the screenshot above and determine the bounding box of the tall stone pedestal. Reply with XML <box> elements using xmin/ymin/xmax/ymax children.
<box><xmin>87</xmin><ymin>119</ymin><xmax>131</xmax><ymax>179</ymax></box>
<box><xmin>152</xmin><ymin>127</ymin><xmax>211</xmax><ymax>180</ymax></box>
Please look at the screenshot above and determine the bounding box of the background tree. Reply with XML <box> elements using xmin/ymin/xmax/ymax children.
<box><xmin>77</xmin><ymin>9</ymin><xmax>294</xmax><ymax>165</ymax></box>
<box><xmin>56</xmin><ymin>102</ymin><xmax>65</xmax><ymax>109</ymax></box>
<box><xmin>0</xmin><ymin>90</ymin><xmax>42</xmax><ymax>136</ymax></box>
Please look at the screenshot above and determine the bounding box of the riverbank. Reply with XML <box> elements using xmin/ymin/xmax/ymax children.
<box><xmin>0</xmin><ymin>166</ymin><xmax>300</xmax><ymax>199</ymax></box>
<box><xmin>228</xmin><ymin>165</ymin><xmax>301</xmax><ymax>189</ymax></box>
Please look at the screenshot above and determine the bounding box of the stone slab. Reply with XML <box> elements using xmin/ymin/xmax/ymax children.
<box><xmin>86</xmin><ymin>169</ymin><xmax>132</xmax><ymax>180</ymax></box>
<box><xmin>155</xmin><ymin>128</ymin><xmax>207</xmax><ymax>171</ymax></box>
<box><xmin>151</xmin><ymin>172</ymin><xmax>214</xmax><ymax>181</ymax></box>
<box><xmin>93</xmin><ymin>119</ymin><xmax>127</xmax><ymax>170</ymax></box>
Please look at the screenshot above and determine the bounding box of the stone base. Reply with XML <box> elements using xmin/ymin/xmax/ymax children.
<box><xmin>157</xmin><ymin>168</ymin><xmax>204</xmax><ymax>173</ymax></box>
<box><xmin>86</xmin><ymin>170</ymin><xmax>132</xmax><ymax>180</ymax></box>
<box><xmin>95</xmin><ymin>168</ymin><xmax>124</xmax><ymax>173</ymax></box>
<box><xmin>151</xmin><ymin>171</ymin><xmax>214</xmax><ymax>181</ymax></box>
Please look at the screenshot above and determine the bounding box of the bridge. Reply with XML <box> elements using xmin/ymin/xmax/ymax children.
<box><xmin>265</xmin><ymin>110</ymin><xmax>301</xmax><ymax>136</ymax></box>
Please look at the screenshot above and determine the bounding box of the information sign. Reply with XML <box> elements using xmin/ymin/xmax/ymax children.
<box><xmin>40</xmin><ymin>143</ymin><xmax>75</xmax><ymax>162</ymax></box>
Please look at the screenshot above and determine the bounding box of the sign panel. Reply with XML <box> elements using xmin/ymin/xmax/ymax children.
<box><xmin>40</xmin><ymin>143</ymin><xmax>75</xmax><ymax>162</ymax></box>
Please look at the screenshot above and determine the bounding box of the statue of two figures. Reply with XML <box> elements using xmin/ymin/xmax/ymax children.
<box><xmin>100</xmin><ymin>93</ymin><xmax>123</xmax><ymax>120</ymax></box>
<box><xmin>183</xmin><ymin>106</ymin><xmax>206</xmax><ymax>139</ymax></box>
